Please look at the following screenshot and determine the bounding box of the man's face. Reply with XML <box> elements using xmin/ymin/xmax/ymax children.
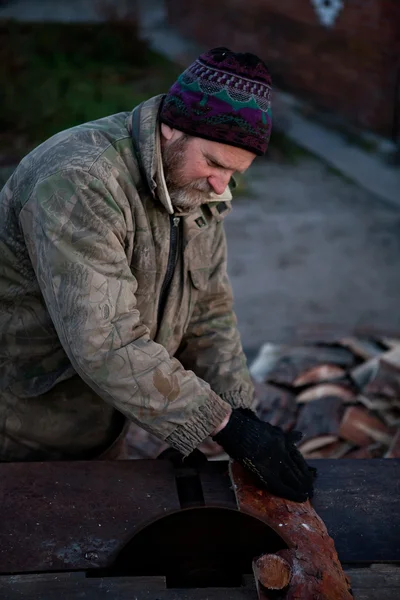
<box><xmin>161</xmin><ymin>127</ymin><xmax>256</xmax><ymax>212</ymax></box>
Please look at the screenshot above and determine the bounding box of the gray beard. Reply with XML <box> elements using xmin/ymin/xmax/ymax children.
<box><xmin>168</xmin><ymin>182</ymin><xmax>212</xmax><ymax>212</ymax></box>
<box><xmin>162</xmin><ymin>135</ymin><xmax>213</xmax><ymax>212</ymax></box>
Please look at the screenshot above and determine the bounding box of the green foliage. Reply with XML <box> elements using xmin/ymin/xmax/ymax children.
<box><xmin>0</xmin><ymin>20</ymin><xmax>180</xmax><ymax>155</ymax></box>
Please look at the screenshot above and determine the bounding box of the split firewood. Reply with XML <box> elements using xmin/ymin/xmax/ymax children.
<box><xmin>380</xmin><ymin>346</ymin><xmax>400</xmax><ymax>371</ymax></box>
<box><xmin>296</xmin><ymin>397</ymin><xmax>344</xmax><ymax>456</ymax></box>
<box><xmin>380</xmin><ymin>409</ymin><xmax>400</xmax><ymax>428</ymax></box>
<box><xmin>339</xmin><ymin>337</ymin><xmax>385</xmax><ymax>360</ymax></box>
<box><xmin>254</xmin><ymin>381</ymin><xmax>297</xmax><ymax>432</ymax></box>
<box><xmin>351</xmin><ymin>351</ymin><xmax>400</xmax><ymax>397</ymax></box>
<box><xmin>251</xmin><ymin>344</ymin><xmax>355</xmax><ymax>387</ymax></box>
<box><xmin>293</xmin><ymin>363</ymin><xmax>346</xmax><ymax>387</ymax></box>
<box><xmin>303</xmin><ymin>440</ymin><xmax>353</xmax><ymax>459</ymax></box>
<box><xmin>358</xmin><ymin>394</ymin><xmax>393</xmax><ymax>411</ymax></box>
<box><xmin>379</xmin><ymin>337</ymin><xmax>400</xmax><ymax>350</ymax></box>
<box><xmin>385</xmin><ymin>430</ymin><xmax>400</xmax><ymax>458</ymax></box>
<box><xmin>296</xmin><ymin>384</ymin><xmax>355</xmax><ymax>404</ymax></box>
<box><xmin>230</xmin><ymin>462</ymin><xmax>353</xmax><ymax>599</ymax></box>
<box><xmin>298</xmin><ymin>435</ymin><xmax>339</xmax><ymax>457</ymax></box>
<box><xmin>339</xmin><ymin>406</ymin><xmax>395</xmax><ymax>447</ymax></box>
<box><xmin>345</xmin><ymin>442</ymin><xmax>383</xmax><ymax>459</ymax></box>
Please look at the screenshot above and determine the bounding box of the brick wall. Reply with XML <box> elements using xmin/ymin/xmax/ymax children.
<box><xmin>165</xmin><ymin>0</ymin><xmax>400</xmax><ymax>138</ymax></box>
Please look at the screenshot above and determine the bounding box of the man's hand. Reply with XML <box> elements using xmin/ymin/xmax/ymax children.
<box><xmin>212</xmin><ymin>408</ymin><xmax>316</xmax><ymax>502</ymax></box>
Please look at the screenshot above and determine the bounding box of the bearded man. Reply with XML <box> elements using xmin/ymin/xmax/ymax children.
<box><xmin>0</xmin><ymin>47</ymin><xmax>315</xmax><ymax>502</ymax></box>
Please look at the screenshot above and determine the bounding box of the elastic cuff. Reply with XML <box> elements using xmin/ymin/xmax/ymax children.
<box><xmin>165</xmin><ymin>394</ymin><xmax>231</xmax><ymax>456</ymax></box>
<box><xmin>220</xmin><ymin>390</ymin><xmax>256</xmax><ymax>410</ymax></box>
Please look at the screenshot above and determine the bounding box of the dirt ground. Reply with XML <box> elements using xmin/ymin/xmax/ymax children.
<box><xmin>225</xmin><ymin>155</ymin><xmax>400</xmax><ymax>351</ymax></box>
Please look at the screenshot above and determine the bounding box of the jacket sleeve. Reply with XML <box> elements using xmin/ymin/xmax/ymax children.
<box><xmin>176</xmin><ymin>220</ymin><xmax>255</xmax><ymax>410</ymax></box>
<box><xmin>19</xmin><ymin>169</ymin><xmax>230</xmax><ymax>455</ymax></box>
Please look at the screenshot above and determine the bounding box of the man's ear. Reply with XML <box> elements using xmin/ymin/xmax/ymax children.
<box><xmin>160</xmin><ymin>122</ymin><xmax>174</xmax><ymax>141</ymax></box>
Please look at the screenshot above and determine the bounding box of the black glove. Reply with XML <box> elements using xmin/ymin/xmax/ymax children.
<box><xmin>213</xmin><ymin>408</ymin><xmax>316</xmax><ymax>502</ymax></box>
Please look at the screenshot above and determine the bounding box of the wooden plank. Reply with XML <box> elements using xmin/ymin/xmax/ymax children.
<box><xmin>309</xmin><ymin>459</ymin><xmax>400</xmax><ymax>562</ymax></box>
<box><xmin>345</xmin><ymin>564</ymin><xmax>400</xmax><ymax>588</ymax></box>
<box><xmin>0</xmin><ymin>573</ymin><xmax>257</xmax><ymax>600</ymax></box>
<box><xmin>1</xmin><ymin>458</ymin><xmax>399</xmax><ymax>577</ymax></box>
<box><xmin>0</xmin><ymin>460</ymin><xmax>180</xmax><ymax>573</ymax></box>
<box><xmin>199</xmin><ymin>461</ymin><xmax>237</xmax><ymax>507</ymax></box>
<box><xmin>2</xmin><ymin>568</ymin><xmax>400</xmax><ymax>600</ymax></box>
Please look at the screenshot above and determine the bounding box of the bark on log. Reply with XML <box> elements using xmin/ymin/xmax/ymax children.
<box><xmin>230</xmin><ymin>461</ymin><xmax>353</xmax><ymax>599</ymax></box>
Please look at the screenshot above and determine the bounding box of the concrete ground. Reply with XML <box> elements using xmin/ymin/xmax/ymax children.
<box><xmin>2</xmin><ymin>0</ymin><xmax>400</xmax><ymax>351</ymax></box>
<box><xmin>226</xmin><ymin>157</ymin><xmax>400</xmax><ymax>349</ymax></box>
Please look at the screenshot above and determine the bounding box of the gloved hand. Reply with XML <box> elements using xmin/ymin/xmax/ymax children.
<box><xmin>212</xmin><ymin>408</ymin><xmax>316</xmax><ymax>502</ymax></box>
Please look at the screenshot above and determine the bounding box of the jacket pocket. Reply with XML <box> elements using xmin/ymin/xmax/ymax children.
<box><xmin>188</xmin><ymin>268</ymin><xmax>209</xmax><ymax>292</ymax></box>
<box><xmin>183</xmin><ymin>268</ymin><xmax>210</xmax><ymax>333</ymax></box>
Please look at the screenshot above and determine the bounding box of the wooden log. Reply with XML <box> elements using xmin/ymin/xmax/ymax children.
<box><xmin>296</xmin><ymin>384</ymin><xmax>355</xmax><ymax>404</ymax></box>
<box><xmin>230</xmin><ymin>462</ymin><xmax>353</xmax><ymax>599</ymax></box>
<box><xmin>339</xmin><ymin>337</ymin><xmax>384</xmax><ymax>360</ymax></box>
<box><xmin>302</xmin><ymin>440</ymin><xmax>353</xmax><ymax>459</ymax></box>
<box><xmin>254</xmin><ymin>381</ymin><xmax>297</xmax><ymax>432</ymax></box>
<box><xmin>351</xmin><ymin>352</ymin><xmax>400</xmax><ymax>398</ymax></box>
<box><xmin>250</xmin><ymin>344</ymin><xmax>355</xmax><ymax>387</ymax></box>
<box><xmin>296</xmin><ymin>397</ymin><xmax>344</xmax><ymax>442</ymax></box>
<box><xmin>293</xmin><ymin>364</ymin><xmax>345</xmax><ymax>387</ymax></box>
<box><xmin>385</xmin><ymin>430</ymin><xmax>400</xmax><ymax>458</ymax></box>
<box><xmin>339</xmin><ymin>406</ymin><xmax>394</xmax><ymax>447</ymax></box>
<box><xmin>253</xmin><ymin>553</ymin><xmax>291</xmax><ymax>591</ymax></box>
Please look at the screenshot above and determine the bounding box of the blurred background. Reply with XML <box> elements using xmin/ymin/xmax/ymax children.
<box><xmin>1</xmin><ymin>0</ymin><xmax>400</xmax><ymax>459</ymax></box>
<box><xmin>1</xmin><ymin>0</ymin><xmax>400</xmax><ymax>351</ymax></box>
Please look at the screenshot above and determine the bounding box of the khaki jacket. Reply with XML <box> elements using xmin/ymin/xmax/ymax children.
<box><xmin>0</xmin><ymin>95</ymin><xmax>254</xmax><ymax>460</ymax></box>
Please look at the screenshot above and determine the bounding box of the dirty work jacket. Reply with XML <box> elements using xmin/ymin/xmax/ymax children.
<box><xmin>0</xmin><ymin>95</ymin><xmax>255</xmax><ymax>461</ymax></box>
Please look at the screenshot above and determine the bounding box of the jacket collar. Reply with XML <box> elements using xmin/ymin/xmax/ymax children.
<box><xmin>130</xmin><ymin>95</ymin><xmax>233</xmax><ymax>217</ymax></box>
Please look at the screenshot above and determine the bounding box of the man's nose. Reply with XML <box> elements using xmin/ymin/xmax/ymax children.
<box><xmin>208</xmin><ymin>173</ymin><xmax>230</xmax><ymax>196</ymax></box>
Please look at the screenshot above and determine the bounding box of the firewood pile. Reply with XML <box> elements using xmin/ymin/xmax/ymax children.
<box><xmin>249</xmin><ymin>336</ymin><xmax>400</xmax><ymax>460</ymax></box>
<box><xmin>127</xmin><ymin>334</ymin><xmax>400</xmax><ymax>460</ymax></box>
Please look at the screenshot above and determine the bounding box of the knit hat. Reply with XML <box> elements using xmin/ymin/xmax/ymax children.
<box><xmin>159</xmin><ymin>47</ymin><xmax>272</xmax><ymax>156</ymax></box>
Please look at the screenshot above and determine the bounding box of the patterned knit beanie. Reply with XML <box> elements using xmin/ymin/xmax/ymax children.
<box><xmin>159</xmin><ymin>47</ymin><xmax>272</xmax><ymax>156</ymax></box>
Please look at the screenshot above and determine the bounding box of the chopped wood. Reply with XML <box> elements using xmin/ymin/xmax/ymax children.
<box><xmin>298</xmin><ymin>435</ymin><xmax>339</xmax><ymax>457</ymax></box>
<box><xmin>296</xmin><ymin>396</ymin><xmax>344</xmax><ymax>443</ymax></box>
<box><xmin>340</xmin><ymin>337</ymin><xmax>385</xmax><ymax>360</ymax></box>
<box><xmin>252</xmin><ymin>344</ymin><xmax>355</xmax><ymax>387</ymax></box>
<box><xmin>381</xmin><ymin>410</ymin><xmax>400</xmax><ymax>428</ymax></box>
<box><xmin>254</xmin><ymin>381</ymin><xmax>297</xmax><ymax>432</ymax></box>
<box><xmin>350</xmin><ymin>358</ymin><xmax>380</xmax><ymax>389</ymax></box>
<box><xmin>339</xmin><ymin>406</ymin><xmax>394</xmax><ymax>447</ymax></box>
<box><xmin>305</xmin><ymin>440</ymin><xmax>353</xmax><ymax>459</ymax></box>
<box><xmin>296</xmin><ymin>383</ymin><xmax>355</xmax><ymax>404</ymax></box>
<box><xmin>249</xmin><ymin>343</ymin><xmax>285</xmax><ymax>383</ymax></box>
<box><xmin>345</xmin><ymin>443</ymin><xmax>383</xmax><ymax>459</ymax></box>
<box><xmin>385</xmin><ymin>430</ymin><xmax>400</xmax><ymax>458</ymax></box>
<box><xmin>379</xmin><ymin>337</ymin><xmax>400</xmax><ymax>350</ymax></box>
<box><xmin>253</xmin><ymin>553</ymin><xmax>291</xmax><ymax>591</ymax></box>
<box><xmin>358</xmin><ymin>394</ymin><xmax>393</xmax><ymax>411</ymax></box>
<box><xmin>293</xmin><ymin>364</ymin><xmax>345</xmax><ymax>387</ymax></box>
<box><xmin>380</xmin><ymin>346</ymin><xmax>400</xmax><ymax>371</ymax></box>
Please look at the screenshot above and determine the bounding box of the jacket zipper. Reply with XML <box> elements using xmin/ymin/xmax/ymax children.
<box><xmin>157</xmin><ymin>215</ymin><xmax>181</xmax><ymax>327</ymax></box>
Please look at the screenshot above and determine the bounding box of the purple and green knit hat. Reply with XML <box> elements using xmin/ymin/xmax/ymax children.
<box><xmin>159</xmin><ymin>47</ymin><xmax>272</xmax><ymax>156</ymax></box>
